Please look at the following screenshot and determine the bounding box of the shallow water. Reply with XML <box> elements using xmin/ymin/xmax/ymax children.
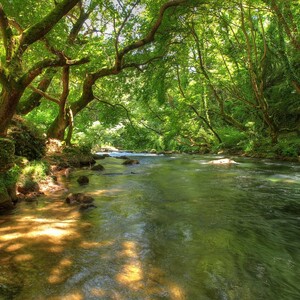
<box><xmin>0</xmin><ymin>155</ymin><xmax>299</xmax><ymax>300</ymax></box>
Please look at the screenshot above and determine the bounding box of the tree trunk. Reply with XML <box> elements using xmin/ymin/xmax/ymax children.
<box><xmin>47</xmin><ymin>114</ymin><xmax>69</xmax><ymax>140</ymax></box>
<box><xmin>0</xmin><ymin>88</ymin><xmax>24</xmax><ymax>136</ymax></box>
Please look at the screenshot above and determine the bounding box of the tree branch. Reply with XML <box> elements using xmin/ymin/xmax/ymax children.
<box><xmin>8</xmin><ymin>17</ymin><xmax>23</xmax><ymax>33</ymax></box>
<box><xmin>0</xmin><ymin>4</ymin><xmax>14</xmax><ymax>61</ymax></box>
<box><xmin>115</xmin><ymin>0</ymin><xmax>141</xmax><ymax>55</ymax></box>
<box><xmin>116</xmin><ymin>0</ymin><xmax>187</xmax><ymax>69</ymax></box>
<box><xmin>28</xmin><ymin>85</ymin><xmax>60</xmax><ymax>104</ymax></box>
<box><xmin>20</xmin><ymin>0</ymin><xmax>80</xmax><ymax>51</ymax></box>
<box><xmin>20</xmin><ymin>56</ymin><xmax>89</xmax><ymax>87</ymax></box>
<box><xmin>71</xmin><ymin>0</ymin><xmax>189</xmax><ymax>117</ymax></box>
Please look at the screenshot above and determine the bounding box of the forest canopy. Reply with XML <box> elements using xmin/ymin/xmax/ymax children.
<box><xmin>0</xmin><ymin>0</ymin><xmax>299</xmax><ymax>157</ymax></box>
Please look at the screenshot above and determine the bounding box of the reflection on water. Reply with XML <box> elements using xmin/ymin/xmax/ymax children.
<box><xmin>0</xmin><ymin>155</ymin><xmax>299</xmax><ymax>299</ymax></box>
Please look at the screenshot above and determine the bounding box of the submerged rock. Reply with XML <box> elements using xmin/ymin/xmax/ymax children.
<box><xmin>77</xmin><ymin>175</ymin><xmax>89</xmax><ymax>185</ymax></box>
<box><xmin>65</xmin><ymin>193</ymin><xmax>95</xmax><ymax>205</ymax></box>
<box><xmin>79</xmin><ymin>203</ymin><xmax>97</xmax><ymax>210</ymax></box>
<box><xmin>122</xmin><ymin>159</ymin><xmax>140</xmax><ymax>165</ymax></box>
<box><xmin>91</xmin><ymin>164</ymin><xmax>105</xmax><ymax>171</ymax></box>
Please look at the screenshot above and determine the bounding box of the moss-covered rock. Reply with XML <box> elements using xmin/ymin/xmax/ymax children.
<box><xmin>7</xmin><ymin>116</ymin><xmax>46</xmax><ymax>161</ymax></box>
<box><xmin>0</xmin><ymin>138</ymin><xmax>15</xmax><ymax>172</ymax></box>
<box><xmin>0</xmin><ymin>181</ymin><xmax>14</xmax><ymax>209</ymax></box>
<box><xmin>46</xmin><ymin>144</ymin><xmax>95</xmax><ymax>168</ymax></box>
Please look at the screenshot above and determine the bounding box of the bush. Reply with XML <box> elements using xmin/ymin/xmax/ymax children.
<box><xmin>275</xmin><ymin>137</ymin><xmax>300</xmax><ymax>158</ymax></box>
<box><xmin>218</xmin><ymin>127</ymin><xmax>247</xmax><ymax>151</ymax></box>
<box><xmin>21</xmin><ymin>161</ymin><xmax>50</xmax><ymax>181</ymax></box>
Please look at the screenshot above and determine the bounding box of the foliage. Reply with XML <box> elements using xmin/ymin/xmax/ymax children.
<box><xmin>275</xmin><ymin>137</ymin><xmax>300</xmax><ymax>158</ymax></box>
<box><xmin>218</xmin><ymin>127</ymin><xmax>248</xmax><ymax>152</ymax></box>
<box><xmin>0</xmin><ymin>0</ymin><xmax>299</xmax><ymax>160</ymax></box>
<box><xmin>20</xmin><ymin>161</ymin><xmax>50</xmax><ymax>182</ymax></box>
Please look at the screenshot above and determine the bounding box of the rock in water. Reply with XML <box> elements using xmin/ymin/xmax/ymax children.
<box><xmin>91</xmin><ymin>164</ymin><xmax>105</xmax><ymax>171</ymax></box>
<box><xmin>122</xmin><ymin>159</ymin><xmax>140</xmax><ymax>165</ymax></box>
<box><xmin>208</xmin><ymin>158</ymin><xmax>238</xmax><ymax>165</ymax></box>
<box><xmin>65</xmin><ymin>193</ymin><xmax>95</xmax><ymax>204</ymax></box>
<box><xmin>77</xmin><ymin>175</ymin><xmax>89</xmax><ymax>185</ymax></box>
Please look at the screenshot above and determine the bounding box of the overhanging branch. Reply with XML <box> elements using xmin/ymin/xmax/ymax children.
<box><xmin>20</xmin><ymin>0</ymin><xmax>80</xmax><ymax>51</ymax></box>
<box><xmin>28</xmin><ymin>85</ymin><xmax>60</xmax><ymax>104</ymax></box>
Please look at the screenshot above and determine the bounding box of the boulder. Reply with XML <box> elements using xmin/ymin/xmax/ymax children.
<box><xmin>122</xmin><ymin>159</ymin><xmax>140</xmax><ymax>165</ymax></box>
<box><xmin>0</xmin><ymin>183</ymin><xmax>14</xmax><ymax>209</ymax></box>
<box><xmin>17</xmin><ymin>180</ymin><xmax>40</xmax><ymax>194</ymax></box>
<box><xmin>79</xmin><ymin>158</ymin><xmax>96</xmax><ymax>167</ymax></box>
<box><xmin>66</xmin><ymin>193</ymin><xmax>95</xmax><ymax>205</ymax></box>
<box><xmin>77</xmin><ymin>175</ymin><xmax>89</xmax><ymax>185</ymax></box>
<box><xmin>208</xmin><ymin>158</ymin><xmax>238</xmax><ymax>165</ymax></box>
<box><xmin>91</xmin><ymin>164</ymin><xmax>105</xmax><ymax>171</ymax></box>
<box><xmin>8</xmin><ymin>116</ymin><xmax>46</xmax><ymax>160</ymax></box>
<box><xmin>92</xmin><ymin>154</ymin><xmax>107</xmax><ymax>160</ymax></box>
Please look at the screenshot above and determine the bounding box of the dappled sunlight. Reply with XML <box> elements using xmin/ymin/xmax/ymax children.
<box><xmin>5</xmin><ymin>242</ymin><xmax>24</xmax><ymax>252</ymax></box>
<box><xmin>87</xmin><ymin>189</ymin><xmax>107</xmax><ymax>197</ymax></box>
<box><xmin>48</xmin><ymin>291</ymin><xmax>84</xmax><ymax>300</ymax></box>
<box><xmin>168</xmin><ymin>283</ymin><xmax>186</xmax><ymax>300</ymax></box>
<box><xmin>79</xmin><ymin>240</ymin><xmax>114</xmax><ymax>249</ymax></box>
<box><xmin>116</xmin><ymin>240</ymin><xmax>144</xmax><ymax>290</ymax></box>
<box><xmin>116</xmin><ymin>262</ymin><xmax>144</xmax><ymax>290</ymax></box>
<box><xmin>0</xmin><ymin>214</ymin><xmax>80</xmax><ymax>246</ymax></box>
<box><xmin>48</xmin><ymin>257</ymin><xmax>73</xmax><ymax>284</ymax></box>
<box><xmin>13</xmin><ymin>253</ymin><xmax>34</xmax><ymax>262</ymax></box>
<box><xmin>115</xmin><ymin>240</ymin><xmax>187</xmax><ymax>298</ymax></box>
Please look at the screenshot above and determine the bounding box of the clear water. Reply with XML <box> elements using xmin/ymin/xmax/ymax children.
<box><xmin>0</xmin><ymin>155</ymin><xmax>299</xmax><ymax>300</ymax></box>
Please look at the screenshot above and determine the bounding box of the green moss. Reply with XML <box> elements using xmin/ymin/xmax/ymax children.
<box><xmin>17</xmin><ymin>161</ymin><xmax>49</xmax><ymax>189</ymax></box>
<box><xmin>0</xmin><ymin>138</ymin><xmax>15</xmax><ymax>172</ymax></box>
<box><xmin>8</xmin><ymin>116</ymin><xmax>46</xmax><ymax>161</ymax></box>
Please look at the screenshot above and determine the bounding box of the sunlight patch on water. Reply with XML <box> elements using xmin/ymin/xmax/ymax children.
<box><xmin>13</xmin><ymin>254</ymin><xmax>33</xmax><ymax>262</ymax></box>
<box><xmin>48</xmin><ymin>257</ymin><xmax>73</xmax><ymax>284</ymax></box>
<box><xmin>116</xmin><ymin>240</ymin><xmax>144</xmax><ymax>290</ymax></box>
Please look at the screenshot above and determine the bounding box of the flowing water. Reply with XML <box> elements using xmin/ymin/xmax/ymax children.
<box><xmin>0</xmin><ymin>154</ymin><xmax>299</xmax><ymax>300</ymax></box>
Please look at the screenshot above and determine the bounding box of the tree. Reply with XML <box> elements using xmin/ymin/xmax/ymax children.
<box><xmin>0</xmin><ymin>0</ymin><xmax>85</xmax><ymax>136</ymax></box>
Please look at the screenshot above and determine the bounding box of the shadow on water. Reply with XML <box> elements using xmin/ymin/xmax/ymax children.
<box><xmin>0</xmin><ymin>155</ymin><xmax>299</xmax><ymax>299</ymax></box>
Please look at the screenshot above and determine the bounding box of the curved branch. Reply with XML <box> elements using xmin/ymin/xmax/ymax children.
<box><xmin>20</xmin><ymin>0</ymin><xmax>80</xmax><ymax>51</ymax></box>
<box><xmin>20</xmin><ymin>56</ymin><xmax>89</xmax><ymax>87</ymax></box>
<box><xmin>28</xmin><ymin>85</ymin><xmax>60</xmax><ymax>104</ymax></box>
<box><xmin>116</xmin><ymin>0</ymin><xmax>187</xmax><ymax>69</ymax></box>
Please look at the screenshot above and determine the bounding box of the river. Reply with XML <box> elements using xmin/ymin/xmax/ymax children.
<box><xmin>0</xmin><ymin>154</ymin><xmax>299</xmax><ymax>300</ymax></box>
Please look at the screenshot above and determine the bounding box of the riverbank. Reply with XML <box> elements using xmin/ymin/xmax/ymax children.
<box><xmin>1</xmin><ymin>138</ymin><xmax>299</xmax><ymax>212</ymax></box>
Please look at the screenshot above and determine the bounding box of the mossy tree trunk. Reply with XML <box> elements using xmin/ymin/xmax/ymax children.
<box><xmin>0</xmin><ymin>138</ymin><xmax>15</xmax><ymax>209</ymax></box>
